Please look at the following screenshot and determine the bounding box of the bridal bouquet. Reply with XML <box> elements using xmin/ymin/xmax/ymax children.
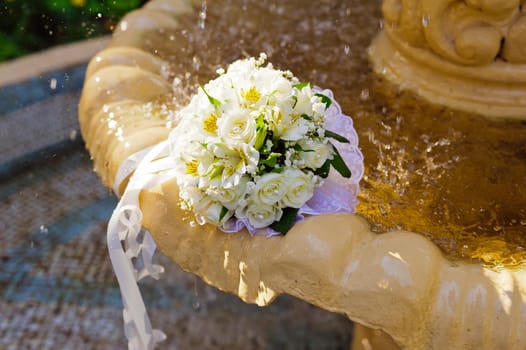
<box><xmin>169</xmin><ymin>54</ymin><xmax>355</xmax><ymax>235</ymax></box>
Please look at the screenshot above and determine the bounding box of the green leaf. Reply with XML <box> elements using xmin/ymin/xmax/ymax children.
<box><xmin>301</xmin><ymin>114</ymin><xmax>313</xmax><ymax>121</ymax></box>
<box><xmin>329</xmin><ymin>142</ymin><xmax>352</xmax><ymax>178</ymax></box>
<box><xmin>315</xmin><ymin>93</ymin><xmax>332</xmax><ymax>109</ymax></box>
<box><xmin>260</xmin><ymin>152</ymin><xmax>281</xmax><ymax>168</ymax></box>
<box><xmin>293</xmin><ymin>82</ymin><xmax>312</xmax><ymax>91</ymax></box>
<box><xmin>219</xmin><ymin>206</ymin><xmax>229</xmax><ymax>221</ymax></box>
<box><xmin>325</xmin><ymin>130</ymin><xmax>349</xmax><ymax>143</ymax></box>
<box><xmin>200</xmin><ymin>85</ymin><xmax>221</xmax><ymax>108</ymax></box>
<box><xmin>314</xmin><ymin>159</ymin><xmax>331</xmax><ymax>178</ymax></box>
<box><xmin>254</xmin><ymin>114</ymin><xmax>267</xmax><ymax>150</ymax></box>
<box><xmin>293</xmin><ymin>143</ymin><xmax>313</xmax><ymax>152</ymax></box>
<box><xmin>270</xmin><ymin>207</ymin><xmax>299</xmax><ymax>234</ymax></box>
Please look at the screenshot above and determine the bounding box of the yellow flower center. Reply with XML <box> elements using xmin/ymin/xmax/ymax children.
<box><xmin>291</xmin><ymin>113</ymin><xmax>300</xmax><ymax>123</ymax></box>
<box><xmin>186</xmin><ymin>160</ymin><xmax>199</xmax><ymax>176</ymax></box>
<box><xmin>242</xmin><ymin>86</ymin><xmax>261</xmax><ymax>104</ymax></box>
<box><xmin>203</xmin><ymin>113</ymin><xmax>218</xmax><ymax>133</ymax></box>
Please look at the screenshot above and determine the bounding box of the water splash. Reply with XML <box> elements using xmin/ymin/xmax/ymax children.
<box><xmin>198</xmin><ymin>1</ymin><xmax>207</xmax><ymax>30</ymax></box>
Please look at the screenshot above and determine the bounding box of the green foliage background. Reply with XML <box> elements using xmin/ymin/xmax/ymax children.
<box><xmin>0</xmin><ymin>0</ymin><xmax>147</xmax><ymax>62</ymax></box>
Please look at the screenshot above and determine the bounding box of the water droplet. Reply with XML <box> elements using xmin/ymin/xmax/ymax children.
<box><xmin>198</xmin><ymin>0</ymin><xmax>207</xmax><ymax>30</ymax></box>
<box><xmin>360</xmin><ymin>88</ymin><xmax>369</xmax><ymax>101</ymax></box>
<box><xmin>343</xmin><ymin>45</ymin><xmax>350</xmax><ymax>55</ymax></box>
<box><xmin>192</xmin><ymin>276</ymin><xmax>201</xmax><ymax>311</ymax></box>
<box><xmin>97</xmin><ymin>13</ymin><xmax>102</xmax><ymax>18</ymax></box>
<box><xmin>40</xmin><ymin>225</ymin><xmax>48</xmax><ymax>234</ymax></box>
<box><xmin>49</xmin><ymin>78</ymin><xmax>57</xmax><ymax>90</ymax></box>
<box><xmin>192</xmin><ymin>55</ymin><xmax>201</xmax><ymax>70</ymax></box>
<box><xmin>69</xmin><ymin>130</ymin><xmax>78</xmax><ymax>140</ymax></box>
<box><xmin>422</xmin><ymin>16</ymin><xmax>430</xmax><ymax>27</ymax></box>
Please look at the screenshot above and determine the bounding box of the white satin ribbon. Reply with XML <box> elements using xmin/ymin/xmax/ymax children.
<box><xmin>107</xmin><ymin>141</ymin><xmax>176</xmax><ymax>350</ymax></box>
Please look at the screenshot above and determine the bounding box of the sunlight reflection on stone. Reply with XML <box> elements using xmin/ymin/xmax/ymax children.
<box><xmin>483</xmin><ymin>268</ymin><xmax>513</xmax><ymax>315</ymax></box>
<box><xmin>256</xmin><ymin>281</ymin><xmax>276</xmax><ymax>306</ymax></box>
<box><xmin>223</xmin><ymin>250</ymin><xmax>229</xmax><ymax>270</ymax></box>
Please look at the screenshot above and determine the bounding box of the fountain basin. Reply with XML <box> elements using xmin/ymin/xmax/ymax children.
<box><xmin>79</xmin><ymin>0</ymin><xmax>526</xmax><ymax>348</ymax></box>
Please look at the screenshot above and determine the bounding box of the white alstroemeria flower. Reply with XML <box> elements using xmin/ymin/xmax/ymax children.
<box><xmin>281</xmin><ymin>169</ymin><xmax>315</xmax><ymax>208</ymax></box>
<box><xmin>237</xmin><ymin>143</ymin><xmax>259</xmax><ymax>175</ymax></box>
<box><xmin>311</xmin><ymin>95</ymin><xmax>327</xmax><ymax>116</ymax></box>
<box><xmin>266</xmin><ymin>103</ymin><xmax>296</xmax><ymax>139</ymax></box>
<box><xmin>298</xmin><ymin>140</ymin><xmax>333</xmax><ymax>169</ymax></box>
<box><xmin>218</xmin><ymin>108</ymin><xmax>257</xmax><ymax>146</ymax></box>
<box><xmin>211</xmin><ymin>143</ymin><xmax>259</xmax><ymax>188</ymax></box>
<box><xmin>281</xmin><ymin>117</ymin><xmax>311</xmax><ymax>141</ymax></box>
<box><xmin>253</xmin><ymin>172</ymin><xmax>287</xmax><ymax>205</ymax></box>
<box><xmin>293</xmin><ymin>86</ymin><xmax>314</xmax><ymax>116</ymax></box>
<box><xmin>245</xmin><ymin>200</ymin><xmax>283</xmax><ymax>229</ymax></box>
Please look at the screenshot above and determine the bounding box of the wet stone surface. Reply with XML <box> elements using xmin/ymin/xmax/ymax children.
<box><xmin>137</xmin><ymin>0</ymin><xmax>526</xmax><ymax>267</ymax></box>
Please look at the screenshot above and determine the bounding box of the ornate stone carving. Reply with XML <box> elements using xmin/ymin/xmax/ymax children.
<box><xmin>371</xmin><ymin>0</ymin><xmax>526</xmax><ymax>117</ymax></box>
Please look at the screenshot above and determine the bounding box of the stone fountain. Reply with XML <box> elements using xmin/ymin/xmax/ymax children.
<box><xmin>79</xmin><ymin>0</ymin><xmax>526</xmax><ymax>349</ymax></box>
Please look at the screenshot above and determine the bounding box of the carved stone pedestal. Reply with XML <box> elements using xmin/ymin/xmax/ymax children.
<box><xmin>369</xmin><ymin>0</ymin><xmax>526</xmax><ymax>118</ymax></box>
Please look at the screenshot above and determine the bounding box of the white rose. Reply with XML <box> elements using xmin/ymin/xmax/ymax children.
<box><xmin>206</xmin><ymin>176</ymin><xmax>249</xmax><ymax>210</ymax></box>
<box><xmin>298</xmin><ymin>141</ymin><xmax>333</xmax><ymax>169</ymax></box>
<box><xmin>194</xmin><ymin>198</ymin><xmax>232</xmax><ymax>226</ymax></box>
<box><xmin>254</xmin><ymin>173</ymin><xmax>287</xmax><ymax>205</ymax></box>
<box><xmin>281</xmin><ymin>169</ymin><xmax>315</xmax><ymax>208</ymax></box>
<box><xmin>246</xmin><ymin>201</ymin><xmax>283</xmax><ymax>229</ymax></box>
<box><xmin>218</xmin><ymin>108</ymin><xmax>256</xmax><ymax>146</ymax></box>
